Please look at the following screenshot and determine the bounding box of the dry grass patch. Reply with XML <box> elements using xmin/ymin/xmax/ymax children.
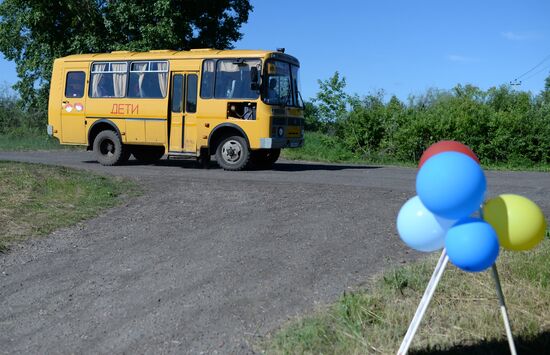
<box><xmin>0</xmin><ymin>161</ymin><xmax>139</xmax><ymax>251</ymax></box>
<box><xmin>265</xmin><ymin>233</ymin><xmax>550</xmax><ymax>354</ymax></box>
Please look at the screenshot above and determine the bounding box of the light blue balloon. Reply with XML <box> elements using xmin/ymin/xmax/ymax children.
<box><xmin>445</xmin><ymin>217</ymin><xmax>499</xmax><ymax>272</ymax></box>
<box><xmin>416</xmin><ymin>151</ymin><xmax>486</xmax><ymax>219</ymax></box>
<box><xmin>397</xmin><ymin>196</ymin><xmax>456</xmax><ymax>252</ymax></box>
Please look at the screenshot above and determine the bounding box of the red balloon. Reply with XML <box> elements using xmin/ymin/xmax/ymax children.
<box><xmin>419</xmin><ymin>140</ymin><xmax>480</xmax><ymax>168</ymax></box>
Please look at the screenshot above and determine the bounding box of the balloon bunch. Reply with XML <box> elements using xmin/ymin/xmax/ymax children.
<box><xmin>397</xmin><ymin>141</ymin><xmax>547</xmax><ymax>272</ymax></box>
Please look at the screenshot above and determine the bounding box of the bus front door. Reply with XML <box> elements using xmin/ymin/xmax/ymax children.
<box><xmin>169</xmin><ymin>72</ymin><xmax>198</xmax><ymax>153</ymax></box>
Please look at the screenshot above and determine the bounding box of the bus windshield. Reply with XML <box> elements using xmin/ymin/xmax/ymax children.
<box><xmin>262</xmin><ymin>60</ymin><xmax>304</xmax><ymax>108</ymax></box>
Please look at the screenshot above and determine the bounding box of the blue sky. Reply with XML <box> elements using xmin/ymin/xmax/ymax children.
<box><xmin>235</xmin><ymin>0</ymin><xmax>550</xmax><ymax>101</ymax></box>
<box><xmin>1</xmin><ymin>0</ymin><xmax>549</xmax><ymax>101</ymax></box>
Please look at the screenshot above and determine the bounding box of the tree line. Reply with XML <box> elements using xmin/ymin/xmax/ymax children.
<box><xmin>0</xmin><ymin>0</ymin><xmax>253</xmax><ymax>111</ymax></box>
<box><xmin>307</xmin><ymin>72</ymin><xmax>550</xmax><ymax>166</ymax></box>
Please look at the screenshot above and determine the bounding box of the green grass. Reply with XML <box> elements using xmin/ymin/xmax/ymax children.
<box><xmin>264</xmin><ymin>234</ymin><xmax>550</xmax><ymax>354</ymax></box>
<box><xmin>282</xmin><ymin>132</ymin><xmax>360</xmax><ymax>163</ymax></box>
<box><xmin>0</xmin><ymin>128</ymin><xmax>79</xmax><ymax>151</ymax></box>
<box><xmin>282</xmin><ymin>132</ymin><xmax>550</xmax><ymax>171</ymax></box>
<box><xmin>0</xmin><ymin>161</ymin><xmax>140</xmax><ymax>252</ymax></box>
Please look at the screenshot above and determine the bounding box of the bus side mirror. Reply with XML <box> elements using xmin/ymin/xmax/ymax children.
<box><xmin>250</xmin><ymin>67</ymin><xmax>260</xmax><ymax>91</ymax></box>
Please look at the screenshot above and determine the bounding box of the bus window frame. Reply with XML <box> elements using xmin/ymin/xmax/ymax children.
<box><xmin>88</xmin><ymin>61</ymin><xmax>129</xmax><ymax>99</ymax></box>
<box><xmin>200</xmin><ymin>58</ymin><xmax>262</xmax><ymax>101</ymax></box>
<box><xmin>64</xmin><ymin>71</ymin><xmax>86</xmax><ymax>99</ymax></box>
<box><xmin>88</xmin><ymin>60</ymin><xmax>170</xmax><ymax>100</ymax></box>
<box><xmin>128</xmin><ymin>60</ymin><xmax>170</xmax><ymax>99</ymax></box>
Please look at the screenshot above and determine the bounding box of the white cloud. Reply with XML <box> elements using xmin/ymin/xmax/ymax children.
<box><xmin>501</xmin><ymin>31</ymin><xmax>542</xmax><ymax>41</ymax></box>
<box><xmin>447</xmin><ymin>55</ymin><xmax>479</xmax><ymax>63</ymax></box>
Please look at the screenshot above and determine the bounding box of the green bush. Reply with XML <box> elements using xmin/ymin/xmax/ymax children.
<box><xmin>0</xmin><ymin>88</ymin><xmax>46</xmax><ymax>134</ymax></box>
<box><xmin>314</xmin><ymin>82</ymin><xmax>550</xmax><ymax>167</ymax></box>
<box><xmin>0</xmin><ymin>88</ymin><xmax>60</xmax><ymax>151</ymax></box>
<box><xmin>282</xmin><ymin>132</ymin><xmax>358</xmax><ymax>162</ymax></box>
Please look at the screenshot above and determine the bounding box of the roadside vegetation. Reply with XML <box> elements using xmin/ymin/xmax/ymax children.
<box><xmin>0</xmin><ymin>161</ymin><xmax>140</xmax><ymax>252</ymax></box>
<box><xmin>264</xmin><ymin>232</ymin><xmax>550</xmax><ymax>354</ymax></box>
<box><xmin>283</xmin><ymin>72</ymin><xmax>550</xmax><ymax>170</ymax></box>
<box><xmin>0</xmin><ymin>88</ymin><xmax>69</xmax><ymax>151</ymax></box>
<box><xmin>0</xmin><ymin>128</ymin><xmax>70</xmax><ymax>151</ymax></box>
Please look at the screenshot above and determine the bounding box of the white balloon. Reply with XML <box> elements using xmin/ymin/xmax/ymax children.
<box><xmin>397</xmin><ymin>196</ymin><xmax>456</xmax><ymax>252</ymax></box>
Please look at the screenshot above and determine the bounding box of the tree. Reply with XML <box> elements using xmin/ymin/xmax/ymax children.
<box><xmin>303</xmin><ymin>100</ymin><xmax>321</xmax><ymax>131</ymax></box>
<box><xmin>340</xmin><ymin>92</ymin><xmax>386</xmax><ymax>156</ymax></box>
<box><xmin>542</xmin><ymin>72</ymin><xmax>550</xmax><ymax>104</ymax></box>
<box><xmin>313</xmin><ymin>71</ymin><xmax>349</xmax><ymax>130</ymax></box>
<box><xmin>0</xmin><ymin>0</ymin><xmax>253</xmax><ymax>111</ymax></box>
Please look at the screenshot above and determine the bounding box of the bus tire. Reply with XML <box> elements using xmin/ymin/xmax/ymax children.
<box><xmin>215</xmin><ymin>135</ymin><xmax>250</xmax><ymax>171</ymax></box>
<box><xmin>131</xmin><ymin>146</ymin><xmax>165</xmax><ymax>164</ymax></box>
<box><xmin>93</xmin><ymin>130</ymin><xmax>128</xmax><ymax>166</ymax></box>
<box><xmin>197</xmin><ymin>148</ymin><xmax>211</xmax><ymax>169</ymax></box>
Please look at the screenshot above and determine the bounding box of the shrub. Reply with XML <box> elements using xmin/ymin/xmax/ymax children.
<box><xmin>311</xmin><ymin>82</ymin><xmax>550</xmax><ymax>166</ymax></box>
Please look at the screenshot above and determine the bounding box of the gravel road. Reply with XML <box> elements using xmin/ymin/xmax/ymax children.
<box><xmin>1</xmin><ymin>151</ymin><xmax>549</xmax><ymax>354</ymax></box>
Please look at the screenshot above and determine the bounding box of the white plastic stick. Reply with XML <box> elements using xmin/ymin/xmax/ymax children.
<box><xmin>491</xmin><ymin>264</ymin><xmax>517</xmax><ymax>355</ymax></box>
<box><xmin>480</xmin><ymin>207</ymin><xmax>517</xmax><ymax>355</ymax></box>
<box><xmin>397</xmin><ymin>249</ymin><xmax>449</xmax><ymax>355</ymax></box>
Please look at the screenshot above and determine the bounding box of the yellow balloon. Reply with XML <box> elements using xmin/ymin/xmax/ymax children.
<box><xmin>483</xmin><ymin>194</ymin><xmax>547</xmax><ymax>251</ymax></box>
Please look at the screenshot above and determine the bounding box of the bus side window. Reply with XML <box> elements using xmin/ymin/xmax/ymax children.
<box><xmin>128</xmin><ymin>61</ymin><xmax>169</xmax><ymax>99</ymax></box>
<box><xmin>89</xmin><ymin>62</ymin><xmax>127</xmax><ymax>98</ymax></box>
<box><xmin>200</xmin><ymin>60</ymin><xmax>215</xmax><ymax>99</ymax></box>
<box><xmin>186</xmin><ymin>74</ymin><xmax>198</xmax><ymax>113</ymax></box>
<box><xmin>65</xmin><ymin>71</ymin><xmax>86</xmax><ymax>98</ymax></box>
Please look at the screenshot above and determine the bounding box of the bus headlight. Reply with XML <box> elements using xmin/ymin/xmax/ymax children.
<box><xmin>277</xmin><ymin>127</ymin><xmax>284</xmax><ymax>137</ymax></box>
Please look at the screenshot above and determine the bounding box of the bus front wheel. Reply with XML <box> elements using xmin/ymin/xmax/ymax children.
<box><xmin>93</xmin><ymin>130</ymin><xmax>129</xmax><ymax>166</ymax></box>
<box><xmin>215</xmin><ymin>135</ymin><xmax>250</xmax><ymax>171</ymax></box>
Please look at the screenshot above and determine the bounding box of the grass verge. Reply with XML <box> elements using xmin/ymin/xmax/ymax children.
<box><xmin>264</xmin><ymin>232</ymin><xmax>550</xmax><ymax>354</ymax></box>
<box><xmin>0</xmin><ymin>128</ymin><xmax>79</xmax><ymax>151</ymax></box>
<box><xmin>281</xmin><ymin>132</ymin><xmax>360</xmax><ymax>163</ymax></box>
<box><xmin>282</xmin><ymin>132</ymin><xmax>550</xmax><ymax>171</ymax></box>
<box><xmin>0</xmin><ymin>161</ymin><xmax>140</xmax><ymax>252</ymax></box>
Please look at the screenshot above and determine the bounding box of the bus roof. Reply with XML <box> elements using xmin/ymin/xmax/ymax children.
<box><xmin>59</xmin><ymin>49</ymin><xmax>299</xmax><ymax>64</ymax></box>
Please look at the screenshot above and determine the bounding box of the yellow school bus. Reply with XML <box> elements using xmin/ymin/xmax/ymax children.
<box><xmin>47</xmin><ymin>48</ymin><xmax>304</xmax><ymax>170</ymax></box>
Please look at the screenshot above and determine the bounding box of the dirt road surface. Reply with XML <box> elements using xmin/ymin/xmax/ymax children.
<box><xmin>1</xmin><ymin>151</ymin><xmax>549</xmax><ymax>354</ymax></box>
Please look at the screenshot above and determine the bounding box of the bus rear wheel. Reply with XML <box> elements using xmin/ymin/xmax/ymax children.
<box><xmin>93</xmin><ymin>130</ymin><xmax>129</xmax><ymax>166</ymax></box>
<box><xmin>215</xmin><ymin>135</ymin><xmax>250</xmax><ymax>171</ymax></box>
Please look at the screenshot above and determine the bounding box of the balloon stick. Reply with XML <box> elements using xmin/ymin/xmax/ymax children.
<box><xmin>397</xmin><ymin>249</ymin><xmax>449</xmax><ymax>355</ymax></box>
<box><xmin>491</xmin><ymin>264</ymin><xmax>517</xmax><ymax>355</ymax></box>
<box><xmin>480</xmin><ymin>206</ymin><xmax>517</xmax><ymax>355</ymax></box>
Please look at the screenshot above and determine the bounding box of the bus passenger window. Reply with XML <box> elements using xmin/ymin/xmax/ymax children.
<box><xmin>214</xmin><ymin>59</ymin><xmax>261</xmax><ymax>100</ymax></box>
<box><xmin>200</xmin><ymin>60</ymin><xmax>215</xmax><ymax>99</ymax></box>
<box><xmin>171</xmin><ymin>74</ymin><xmax>183</xmax><ymax>113</ymax></box>
<box><xmin>128</xmin><ymin>61</ymin><xmax>169</xmax><ymax>98</ymax></box>
<box><xmin>65</xmin><ymin>71</ymin><xmax>85</xmax><ymax>98</ymax></box>
<box><xmin>90</xmin><ymin>62</ymin><xmax>127</xmax><ymax>98</ymax></box>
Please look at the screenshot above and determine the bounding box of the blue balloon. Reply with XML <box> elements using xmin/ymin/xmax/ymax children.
<box><xmin>397</xmin><ymin>196</ymin><xmax>457</xmax><ymax>252</ymax></box>
<box><xmin>445</xmin><ymin>217</ymin><xmax>499</xmax><ymax>272</ymax></box>
<box><xmin>416</xmin><ymin>151</ymin><xmax>486</xmax><ymax>219</ymax></box>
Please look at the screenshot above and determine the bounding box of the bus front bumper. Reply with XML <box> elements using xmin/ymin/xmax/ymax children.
<box><xmin>260</xmin><ymin>137</ymin><xmax>304</xmax><ymax>149</ymax></box>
